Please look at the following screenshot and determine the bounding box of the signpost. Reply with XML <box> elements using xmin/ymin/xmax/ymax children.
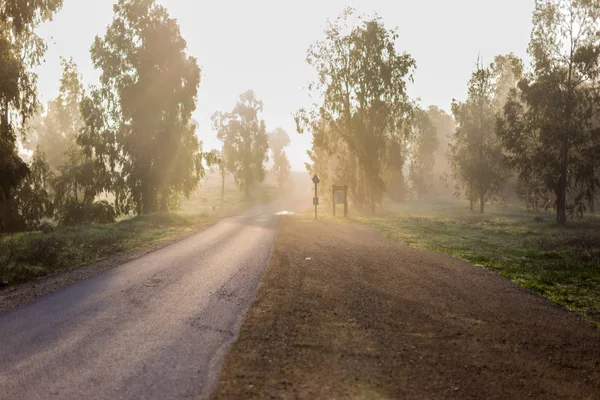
<box><xmin>312</xmin><ymin>175</ymin><xmax>320</xmax><ymax>220</ymax></box>
<box><xmin>332</xmin><ymin>185</ymin><xmax>348</xmax><ymax>217</ymax></box>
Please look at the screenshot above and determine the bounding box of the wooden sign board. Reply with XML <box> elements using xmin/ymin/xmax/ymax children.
<box><xmin>332</xmin><ymin>185</ymin><xmax>348</xmax><ymax>217</ymax></box>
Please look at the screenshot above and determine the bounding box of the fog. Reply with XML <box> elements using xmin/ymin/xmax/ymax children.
<box><xmin>33</xmin><ymin>0</ymin><xmax>534</xmax><ymax>171</ymax></box>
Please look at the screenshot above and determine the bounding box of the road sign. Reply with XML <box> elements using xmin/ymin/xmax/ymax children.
<box><xmin>313</xmin><ymin>197</ymin><xmax>319</xmax><ymax>206</ymax></box>
<box><xmin>312</xmin><ymin>175</ymin><xmax>320</xmax><ymax>184</ymax></box>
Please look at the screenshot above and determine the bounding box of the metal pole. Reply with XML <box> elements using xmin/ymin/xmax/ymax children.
<box><xmin>314</xmin><ymin>182</ymin><xmax>318</xmax><ymax>220</ymax></box>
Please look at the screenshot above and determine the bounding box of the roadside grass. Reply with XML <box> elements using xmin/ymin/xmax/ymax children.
<box><xmin>0</xmin><ymin>213</ymin><xmax>209</xmax><ymax>287</ymax></box>
<box><xmin>298</xmin><ymin>200</ymin><xmax>600</xmax><ymax>326</ymax></box>
<box><xmin>0</xmin><ymin>172</ymin><xmax>280</xmax><ymax>289</ymax></box>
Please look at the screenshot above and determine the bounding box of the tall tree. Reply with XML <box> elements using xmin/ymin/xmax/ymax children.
<box><xmin>80</xmin><ymin>0</ymin><xmax>208</xmax><ymax>214</ymax></box>
<box><xmin>427</xmin><ymin>106</ymin><xmax>455</xmax><ymax>197</ymax></box>
<box><xmin>408</xmin><ymin>108</ymin><xmax>438</xmax><ymax>200</ymax></box>
<box><xmin>449</xmin><ymin>56</ymin><xmax>517</xmax><ymax>213</ymax></box>
<box><xmin>268</xmin><ymin>128</ymin><xmax>291</xmax><ymax>187</ymax></box>
<box><xmin>212</xmin><ymin>91</ymin><xmax>269</xmax><ymax>199</ymax></box>
<box><xmin>296</xmin><ymin>8</ymin><xmax>415</xmax><ymax>213</ymax></box>
<box><xmin>15</xmin><ymin>147</ymin><xmax>54</xmax><ymax>230</ymax></box>
<box><xmin>27</xmin><ymin>57</ymin><xmax>85</xmax><ymax>171</ymax></box>
<box><xmin>499</xmin><ymin>0</ymin><xmax>600</xmax><ymax>224</ymax></box>
<box><xmin>0</xmin><ymin>0</ymin><xmax>64</xmax><ymax>231</ymax></box>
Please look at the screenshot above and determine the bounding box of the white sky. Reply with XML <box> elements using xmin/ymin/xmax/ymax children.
<box><xmin>34</xmin><ymin>0</ymin><xmax>534</xmax><ymax>171</ymax></box>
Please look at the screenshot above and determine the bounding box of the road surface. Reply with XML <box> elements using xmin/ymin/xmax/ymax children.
<box><xmin>0</xmin><ymin>199</ymin><xmax>303</xmax><ymax>399</ymax></box>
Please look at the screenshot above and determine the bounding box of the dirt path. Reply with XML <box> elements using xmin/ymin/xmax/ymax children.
<box><xmin>213</xmin><ymin>218</ymin><xmax>600</xmax><ymax>399</ymax></box>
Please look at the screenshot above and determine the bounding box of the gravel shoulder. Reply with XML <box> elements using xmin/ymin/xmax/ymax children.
<box><xmin>213</xmin><ymin>217</ymin><xmax>600</xmax><ymax>399</ymax></box>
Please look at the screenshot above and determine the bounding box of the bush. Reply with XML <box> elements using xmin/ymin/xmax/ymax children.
<box><xmin>39</xmin><ymin>221</ymin><xmax>54</xmax><ymax>234</ymax></box>
<box><xmin>57</xmin><ymin>200</ymin><xmax>116</xmax><ymax>226</ymax></box>
<box><xmin>0</xmin><ymin>213</ymin><xmax>26</xmax><ymax>233</ymax></box>
<box><xmin>90</xmin><ymin>200</ymin><xmax>116</xmax><ymax>224</ymax></box>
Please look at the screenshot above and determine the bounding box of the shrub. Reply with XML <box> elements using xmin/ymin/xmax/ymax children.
<box><xmin>57</xmin><ymin>200</ymin><xmax>116</xmax><ymax>226</ymax></box>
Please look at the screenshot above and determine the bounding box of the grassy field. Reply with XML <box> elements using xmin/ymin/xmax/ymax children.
<box><xmin>1</xmin><ymin>173</ymin><xmax>279</xmax><ymax>289</ymax></box>
<box><xmin>300</xmin><ymin>200</ymin><xmax>600</xmax><ymax>326</ymax></box>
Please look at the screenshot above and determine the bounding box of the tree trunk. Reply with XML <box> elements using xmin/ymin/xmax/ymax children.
<box><xmin>0</xmin><ymin>192</ymin><xmax>7</xmax><ymax>233</ymax></box>
<box><xmin>370</xmin><ymin>193</ymin><xmax>375</xmax><ymax>215</ymax></box>
<box><xmin>557</xmin><ymin>168</ymin><xmax>567</xmax><ymax>225</ymax></box>
<box><xmin>221</xmin><ymin>172</ymin><xmax>225</xmax><ymax>201</ymax></box>
<box><xmin>142</xmin><ymin>182</ymin><xmax>154</xmax><ymax>214</ymax></box>
<box><xmin>480</xmin><ymin>193</ymin><xmax>485</xmax><ymax>214</ymax></box>
<box><xmin>469</xmin><ymin>181</ymin><xmax>473</xmax><ymax>211</ymax></box>
<box><xmin>159</xmin><ymin>191</ymin><xmax>168</xmax><ymax>213</ymax></box>
<box><xmin>558</xmin><ymin>49</ymin><xmax>574</xmax><ymax>226</ymax></box>
<box><xmin>349</xmin><ymin>154</ymin><xmax>358</xmax><ymax>203</ymax></box>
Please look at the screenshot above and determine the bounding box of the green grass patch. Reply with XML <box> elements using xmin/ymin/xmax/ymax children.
<box><xmin>301</xmin><ymin>200</ymin><xmax>600</xmax><ymax>326</ymax></box>
<box><xmin>0</xmin><ymin>173</ymin><xmax>282</xmax><ymax>289</ymax></box>
<box><xmin>0</xmin><ymin>213</ymin><xmax>208</xmax><ymax>287</ymax></box>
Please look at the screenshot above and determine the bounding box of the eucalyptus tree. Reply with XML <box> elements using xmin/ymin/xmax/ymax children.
<box><xmin>80</xmin><ymin>0</ymin><xmax>208</xmax><ymax>214</ymax></box>
<box><xmin>15</xmin><ymin>148</ymin><xmax>54</xmax><ymax>230</ymax></box>
<box><xmin>0</xmin><ymin>0</ymin><xmax>63</xmax><ymax>231</ymax></box>
<box><xmin>499</xmin><ymin>0</ymin><xmax>600</xmax><ymax>224</ymax></box>
<box><xmin>296</xmin><ymin>8</ymin><xmax>415</xmax><ymax>213</ymax></box>
<box><xmin>408</xmin><ymin>108</ymin><xmax>438</xmax><ymax>201</ymax></box>
<box><xmin>27</xmin><ymin>57</ymin><xmax>85</xmax><ymax>171</ymax></box>
<box><xmin>212</xmin><ymin>91</ymin><xmax>269</xmax><ymax>199</ymax></box>
<box><xmin>427</xmin><ymin>106</ymin><xmax>455</xmax><ymax>196</ymax></box>
<box><xmin>268</xmin><ymin>128</ymin><xmax>291</xmax><ymax>187</ymax></box>
<box><xmin>449</xmin><ymin>56</ymin><xmax>519</xmax><ymax>213</ymax></box>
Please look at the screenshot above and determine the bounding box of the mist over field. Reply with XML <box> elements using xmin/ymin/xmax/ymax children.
<box><xmin>1</xmin><ymin>1</ymin><xmax>600</xmax><ymax>399</ymax></box>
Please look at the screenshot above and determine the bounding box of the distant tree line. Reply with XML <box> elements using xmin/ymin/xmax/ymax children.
<box><xmin>0</xmin><ymin>0</ymin><xmax>290</xmax><ymax>233</ymax></box>
<box><xmin>4</xmin><ymin>0</ymin><xmax>596</xmax><ymax>231</ymax></box>
<box><xmin>301</xmin><ymin>2</ymin><xmax>600</xmax><ymax>225</ymax></box>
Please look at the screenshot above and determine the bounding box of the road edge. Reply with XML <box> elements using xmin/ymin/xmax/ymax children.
<box><xmin>0</xmin><ymin>217</ymin><xmax>221</xmax><ymax>313</ymax></box>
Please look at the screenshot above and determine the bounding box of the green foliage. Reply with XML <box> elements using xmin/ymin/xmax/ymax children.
<box><xmin>15</xmin><ymin>147</ymin><xmax>54</xmax><ymax>229</ymax></box>
<box><xmin>212</xmin><ymin>91</ymin><xmax>270</xmax><ymax>199</ymax></box>
<box><xmin>56</xmin><ymin>200</ymin><xmax>116</xmax><ymax>226</ymax></box>
<box><xmin>427</xmin><ymin>106</ymin><xmax>455</xmax><ymax>197</ymax></box>
<box><xmin>297</xmin><ymin>8</ymin><xmax>416</xmax><ymax>213</ymax></box>
<box><xmin>26</xmin><ymin>57</ymin><xmax>84</xmax><ymax>171</ymax></box>
<box><xmin>0</xmin><ymin>0</ymin><xmax>63</xmax><ymax>233</ymax></box>
<box><xmin>268</xmin><ymin>128</ymin><xmax>291</xmax><ymax>187</ymax></box>
<box><xmin>499</xmin><ymin>0</ymin><xmax>600</xmax><ymax>225</ymax></box>
<box><xmin>449</xmin><ymin>56</ymin><xmax>517</xmax><ymax>213</ymax></box>
<box><xmin>80</xmin><ymin>0</ymin><xmax>209</xmax><ymax>215</ymax></box>
<box><xmin>0</xmin><ymin>137</ymin><xmax>29</xmax><ymax>232</ymax></box>
<box><xmin>408</xmin><ymin>108</ymin><xmax>438</xmax><ymax>200</ymax></box>
<box><xmin>24</xmin><ymin>58</ymin><xmax>113</xmax><ymax>227</ymax></box>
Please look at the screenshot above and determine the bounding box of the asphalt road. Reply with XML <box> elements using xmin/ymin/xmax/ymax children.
<box><xmin>0</xmin><ymin>204</ymin><xmax>288</xmax><ymax>399</ymax></box>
